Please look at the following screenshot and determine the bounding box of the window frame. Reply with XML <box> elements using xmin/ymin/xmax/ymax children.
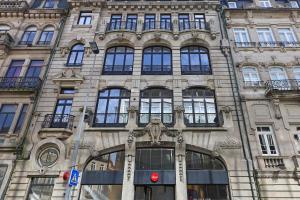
<box><xmin>144</xmin><ymin>14</ymin><xmax>156</xmax><ymax>30</ymax></box>
<box><xmin>78</xmin><ymin>11</ymin><xmax>92</xmax><ymax>25</ymax></box>
<box><xmin>102</xmin><ymin>46</ymin><xmax>134</xmax><ymax>75</ymax></box>
<box><xmin>38</xmin><ymin>27</ymin><xmax>54</xmax><ymax>45</ymax></box>
<box><xmin>14</xmin><ymin>104</ymin><xmax>28</xmax><ymax>133</ymax></box>
<box><xmin>27</xmin><ymin>177</ymin><xmax>55</xmax><ymax>200</ymax></box>
<box><xmin>66</xmin><ymin>43</ymin><xmax>85</xmax><ymax>66</ymax></box>
<box><xmin>178</xmin><ymin>13</ymin><xmax>190</xmax><ymax>31</ymax></box>
<box><xmin>256</xmin><ymin>126</ymin><xmax>279</xmax><ymax>155</ymax></box>
<box><xmin>228</xmin><ymin>1</ymin><xmax>237</xmax><ymax>8</ymax></box>
<box><xmin>142</xmin><ymin>46</ymin><xmax>172</xmax><ymax>75</ymax></box>
<box><xmin>180</xmin><ymin>46</ymin><xmax>211</xmax><ymax>75</ymax></box>
<box><xmin>139</xmin><ymin>88</ymin><xmax>174</xmax><ymax>126</ymax></box>
<box><xmin>233</xmin><ymin>28</ymin><xmax>251</xmax><ymax>46</ymax></box>
<box><xmin>93</xmin><ymin>88</ymin><xmax>130</xmax><ymax>127</ymax></box>
<box><xmin>43</xmin><ymin>0</ymin><xmax>56</xmax><ymax>8</ymax></box>
<box><xmin>242</xmin><ymin>66</ymin><xmax>262</xmax><ymax>86</ymax></box>
<box><xmin>0</xmin><ymin>104</ymin><xmax>18</xmax><ymax>133</ymax></box>
<box><xmin>278</xmin><ymin>28</ymin><xmax>297</xmax><ymax>44</ymax></box>
<box><xmin>259</xmin><ymin>0</ymin><xmax>272</xmax><ymax>7</ymax></box>
<box><xmin>183</xmin><ymin>88</ymin><xmax>218</xmax><ymax>127</ymax></box>
<box><xmin>19</xmin><ymin>26</ymin><xmax>37</xmax><ymax>45</ymax></box>
<box><xmin>126</xmin><ymin>14</ymin><xmax>137</xmax><ymax>31</ymax></box>
<box><xmin>290</xmin><ymin>0</ymin><xmax>299</xmax><ymax>8</ymax></box>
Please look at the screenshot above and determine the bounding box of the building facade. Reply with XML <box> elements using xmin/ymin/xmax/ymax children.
<box><xmin>1</xmin><ymin>0</ymin><xmax>278</xmax><ymax>200</ymax></box>
<box><xmin>0</xmin><ymin>0</ymin><xmax>68</xmax><ymax>199</ymax></box>
<box><xmin>222</xmin><ymin>0</ymin><xmax>300</xmax><ymax>199</ymax></box>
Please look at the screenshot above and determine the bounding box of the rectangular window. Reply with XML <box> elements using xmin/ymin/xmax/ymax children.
<box><xmin>278</xmin><ymin>28</ymin><xmax>297</xmax><ymax>46</ymax></box>
<box><xmin>43</xmin><ymin>0</ymin><xmax>56</xmax><ymax>8</ymax></box>
<box><xmin>256</xmin><ymin>28</ymin><xmax>275</xmax><ymax>47</ymax></box>
<box><xmin>178</xmin><ymin>14</ymin><xmax>190</xmax><ymax>31</ymax></box>
<box><xmin>233</xmin><ymin>28</ymin><xmax>250</xmax><ymax>47</ymax></box>
<box><xmin>242</xmin><ymin>67</ymin><xmax>262</xmax><ymax>86</ymax></box>
<box><xmin>290</xmin><ymin>1</ymin><xmax>299</xmax><ymax>8</ymax></box>
<box><xmin>60</xmin><ymin>88</ymin><xmax>75</xmax><ymax>94</ymax></box>
<box><xmin>160</xmin><ymin>14</ymin><xmax>172</xmax><ymax>30</ymax></box>
<box><xmin>6</xmin><ymin>60</ymin><xmax>24</xmax><ymax>78</ymax></box>
<box><xmin>27</xmin><ymin>177</ymin><xmax>55</xmax><ymax>200</ymax></box>
<box><xmin>78</xmin><ymin>11</ymin><xmax>92</xmax><ymax>25</ymax></box>
<box><xmin>80</xmin><ymin>185</ymin><xmax>122</xmax><ymax>200</ymax></box>
<box><xmin>26</xmin><ymin>60</ymin><xmax>43</xmax><ymax>78</ymax></box>
<box><xmin>259</xmin><ymin>0</ymin><xmax>272</xmax><ymax>7</ymax></box>
<box><xmin>52</xmin><ymin>99</ymin><xmax>73</xmax><ymax>128</ymax></box>
<box><xmin>228</xmin><ymin>1</ymin><xmax>237</xmax><ymax>8</ymax></box>
<box><xmin>194</xmin><ymin>14</ymin><xmax>205</xmax><ymax>29</ymax></box>
<box><xmin>257</xmin><ymin>126</ymin><xmax>278</xmax><ymax>155</ymax></box>
<box><xmin>14</xmin><ymin>104</ymin><xmax>28</xmax><ymax>133</ymax></box>
<box><xmin>144</xmin><ymin>14</ymin><xmax>156</xmax><ymax>30</ymax></box>
<box><xmin>126</xmin><ymin>14</ymin><xmax>137</xmax><ymax>31</ymax></box>
<box><xmin>0</xmin><ymin>165</ymin><xmax>7</xmax><ymax>188</ymax></box>
<box><xmin>0</xmin><ymin>104</ymin><xmax>17</xmax><ymax>133</ymax></box>
<box><xmin>109</xmin><ymin>14</ymin><xmax>122</xmax><ymax>31</ymax></box>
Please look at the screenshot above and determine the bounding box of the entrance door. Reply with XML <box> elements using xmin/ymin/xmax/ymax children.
<box><xmin>135</xmin><ymin>185</ymin><xmax>175</xmax><ymax>200</ymax></box>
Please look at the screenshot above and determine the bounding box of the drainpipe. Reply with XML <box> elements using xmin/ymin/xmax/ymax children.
<box><xmin>217</xmin><ymin>5</ymin><xmax>260</xmax><ymax>200</ymax></box>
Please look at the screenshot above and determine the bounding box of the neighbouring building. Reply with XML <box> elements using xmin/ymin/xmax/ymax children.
<box><xmin>222</xmin><ymin>0</ymin><xmax>300</xmax><ymax>199</ymax></box>
<box><xmin>0</xmin><ymin>0</ymin><xmax>68</xmax><ymax>199</ymax></box>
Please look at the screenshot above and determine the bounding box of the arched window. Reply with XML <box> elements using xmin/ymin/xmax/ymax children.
<box><xmin>142</xmin><ymin>46</ymin><xmax>172</xmax><ymax>75</ymax></box>
<box><xmin>67</xmin><ymin>44</ymin><xmax>84</xmax><ymax>66</ymax></box>
<box><xmin>183</xmin><ymin>88</ymin><xmax>217</xmax><ymax>126</ymax></box>
<box><xmin>186</xmin><ymin>150</ymin><xmax>229</xmax><ymax>200</ymax></box>
<box><xmin>103</xmin><ymin>46</ymin><xmax>134</xmax><ymax>75</ymax></box>
<box><xmin>81</xmin><ymin>150</ymin><xmax>125</xmax><ymax>200</ymax></box>
<box><xmin>242</xmin><ymin>67</ymin><xmax>261</xmax><ymax>87</ymax></box>
<box><xmin>94</xmin><ymin>88</ymin><xmax>130</xmax><ymax>127</ymax></box>
<box><xmin>38</xmin><ymin>26</ymin><xmax>54</xmax><ymax>45</ymax></box>
<box><xmin>180</xmin><ymin>46</ymin><xmax>211</xmax><ymax>74</ymax></box>
<box><xmin>0</xmin><ymin>24</ymin><xmax>10</xmax><ymax>33</ymax></box>
<box><xmin>20</xmin><ymin>26</ymin><xmax>37</xmax><ymax>45</ymax></box>
<box><xmin>139</xmin><ymin>88</ymin><xmax>173</xmax><ymax>125</ymax></box>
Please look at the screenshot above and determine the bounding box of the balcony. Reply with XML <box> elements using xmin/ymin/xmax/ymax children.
<box><xmin>178</xmin><ymin>21</ymin><xmax>209</xmax><ymax>32</ymax></box>
<box><xmin>0</xmin><ymin>77</ymin><xmax>41</xmax><ymax>92</ymax></box>
<box><xmin>106</xmin><ymin>21</ymin><xmax>137</xmax><ymax>33</ymax></box>
<box><xmin>265</xmin><ymin>79</ymin><xmax>300</xmax><ymax>97</ymax></box>
<box><xmin>234</xmin><ymin>42</ymin><xmax>256</xmax><ymax>48</ymax></box>
<box><xmin>39</xmin><ymin>114</ymin><xmax>75</xmax><ymax>139</ymax></box>
<box><xmin>143</xmin><ymin>21</ymin><xmax>173</xmax><ymax>31</ymax></box>
<box><xmin>0</xmin><ymin>1</ymin><xmax>28</xmax><ymax>11</ymax></box>
<box><xmin>243</xmin><ymin>81</ymin><xmax>265</xmax><ymax>88</ymax></box>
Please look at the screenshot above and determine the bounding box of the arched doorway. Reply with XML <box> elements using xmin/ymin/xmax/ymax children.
<box><xmin>186</xmin><ymin>147</ymin><xmax>229</xmax><ymax>200</ymax></box>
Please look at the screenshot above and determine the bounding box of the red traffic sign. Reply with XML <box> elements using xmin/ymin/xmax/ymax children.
<box><xmin>150</xmin><ymin>172</ymin><xmax>159</xmax><ymax>182</ymax></box>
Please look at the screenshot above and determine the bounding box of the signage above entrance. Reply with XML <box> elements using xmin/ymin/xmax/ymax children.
<box><xmin>150</xmin><ymin>172</ymin><xmax>159</xmax><ymax>182</ymax></box>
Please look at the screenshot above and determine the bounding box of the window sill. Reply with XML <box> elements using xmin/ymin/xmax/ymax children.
<box><xmin>85</xmin><ymin>127</ymin><xmax>129</xmax><ymax>132</ymax></box>
<box><xmin>72</xmin><ymin>24</ymin><xmax>92</xmax><ymax>29</ymax></box>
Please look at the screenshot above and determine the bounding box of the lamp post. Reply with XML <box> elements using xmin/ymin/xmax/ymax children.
<box><xmin>64</xmin><ymin>42</ymin><xmax>99</xmax><ymax>200</ymax></box>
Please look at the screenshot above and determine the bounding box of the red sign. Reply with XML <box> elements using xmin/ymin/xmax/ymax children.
<box><xmin>150</xmin><ymin>172</ymin><xmax>159</xmax><ymax>182</ymax></box>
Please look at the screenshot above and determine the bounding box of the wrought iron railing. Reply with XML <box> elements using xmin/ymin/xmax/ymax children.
<box><xmin>265</xmin><ymin>79</ymin><xmax>300</xmax><ymax>91</ymax></box>
<box><xmin>178</xmin><ymin>21</ymin><xmax>209</xmax><ymax>31</ymax></box>
<box><xmin>42</xmin><ymin>114</ymin><xmax>75</xmax><ymax>130</ymax></box>
<box><xmin>258</xmin><ymin>41</ymin><xmax>280</xmax><ymax>47</ymax></box>
<box><xmin>235</xmin><ymin>42</ymin><xmax>256</xmax><ymax>48</ymax></box>
<box><xmin>0</xmin><ymin>1</ymin><xmax>28</xmax><ymax>11</ymax></box>
<box><xmin>106</xmin><ymin>21</ymin><xmax>137</xmax><ymax>32</ymax></box>
<box><xmin>244</xmin><ymin>81</ymin><xmax>265</xmax><ymax>87</ymax></box>
<box><xmin>0</xmin><ymin>77</ymin><xmax>41</xmax><ymax>91</ymax></box>
<box><xmin>143</xmin><ymin>21</ymin><xmax>173</xmax><ymax>31</ymax></box>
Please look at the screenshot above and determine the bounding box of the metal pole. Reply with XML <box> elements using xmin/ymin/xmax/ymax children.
<box><xmin>64</xmin><ymin>44</ymin><xmax>98</xmax><ymax>200</ymax></box>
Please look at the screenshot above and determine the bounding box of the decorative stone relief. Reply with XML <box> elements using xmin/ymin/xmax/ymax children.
<box><xmin>272</xmin><ymin>98</ymin><xmax>282</xmax><ymax>119</ymax></box>
<box><xmin>214</xmin><ymin>135</ymin><xmax>242</xmax><ymax>153</ymax></box>
<box><xmin>52</xmin><ymin>69</ymin><xmax>84</xmax><ymax>89</ymax></box>
<box><xmin>177</xmin><ymin>154</ymin><xmax>184</xmax><ymax>182</ymax></box>
<box><xmin>127</xmin><ymin>154</ymin><xmax>133</xmax><ymax>180</ymax></box>
<box><xmin>60</xmin><ymin>47</ymin><xmax>69</xmax><ymax>57</ymax></box>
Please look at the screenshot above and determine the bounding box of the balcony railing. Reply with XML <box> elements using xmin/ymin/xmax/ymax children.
<box><xmin>42</xmin><ymin>114</ymin><xmax>75</xmax><ymax>130</ymax></box>
<box><xmin>0</xmin><ymin>1</ymin><xmax>28</xmax><ymax>11</ymax></box>
<box><xmin>106</xmin><ymin>21</ymin><xmax>137</xmax><ymax>32</ymax></box>
<box><xmin>244</xmin><ymin>81</ymin><xmax>265</xmax><ymax>87</ymax></box>
<box><xmin>143</xmin><ymin>21</ymin><xmax>173</xmax><ymax>31</ymax></box>
<box><xmin>178</xmin><ymin>21</ymin><xmax>209</xmax><ymax>31</ymax></box>
<box><xmin>0</xmin><ymin>77</ymin><xmax>41</xmax><ymax>91</ymax></box>
<box><xmin>235</xmin><ymin>42</ymin><xmax>256</xmax><ymax>48</ymax></box>
<box><xmin>266</xmin><ymin>79</ymin><xmax>300</xmax><ymax>92</ymax></box>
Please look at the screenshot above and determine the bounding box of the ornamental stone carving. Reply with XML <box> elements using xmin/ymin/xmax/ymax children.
<box><xmin>214</xmin><ymin>135</ymin><xmax>242</xmax><ymax>153</ymax></box>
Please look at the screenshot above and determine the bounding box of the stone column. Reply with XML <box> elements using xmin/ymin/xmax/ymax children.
<box><xmin>175</xmin><ymin>142</ymin><xmax>187</xmax><ymax>200</ymax></box>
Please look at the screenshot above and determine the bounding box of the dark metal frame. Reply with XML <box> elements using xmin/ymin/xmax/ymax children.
<box><xmin>139</xmin><ymin>88</ymin><xmax>174</xmax><ymax>126</ymax></box>
<box><xmin>144</xmin><ymin>14</ymin><xmax>156</xmax><ymax>30</ymax></box>
<box><xmin>77</xmin><ymin>11</ymin><xmax>92</xmax><ymax>25</ymax></box>
<box><xmin>160</xmin><ymin>14</ymin><xmax>172</xmax><ymax>30</ymax></box>
<box><xmin>126</xmin><ymin>14</ymin><xmax>138</xmax><ymax>31</ymax></box>
<box><xmin>25</xmin><ymin>60</ymin><xmax>43</xmax><ymax>77</ymax></box>
<box><xmin>194</xmin><ymin>13</ymin><xmax>206</xmax><ymax>30</ymax></box>
<box><xmin>180</xmin><ymin>46</ymin><xmax>212</xmax><ymax>75</ymax></box>
<box><xmin>5</xmin><ymin>60</ymin><xmax>24</xmax><ymax>77</ymax></box>
<box><xmin>93</xmin><ymin>88</ymin><xmax>130</xmax><ymax>127</ymax></box>
<box><xmin>182</xmin><ymin>88</ymin><xmax>218</xmax><ymax>127</ymax></box>
<box><xmin>19</xmin><ymin>30</ymin><xmax>36</xmax><ymax>45</ymax></box>
<box><xmin>66</xmin><ymin>43</ymin><xmax>84</xmax><ymax>66</ymax></box>
<box><xmin>141</xmin><ymin>46</ymin><xmax>173</xmax><ymax>75</ymax></box>
<box><xmin>0</xmin><ymin>104</ymin><xmax>17</xmax><ymax>133</ymax></box>
<box><xmin>109</xmin><ymin>14</ymin><xmax>122</xmax><ymax>30</ymax></box>
<box><xmin>14</xmin><ymin>104</ymin><xmax>28</xmax><ymax>133</ymax></box>
<box><xmin>178</xmin><ymin>13</ymin><xmax>190</xmax><ymax>31</ymax></box>
<box><xmin>37</xmin><ymin>30</ymin><xmax>53</xmax><ymax>45</ymax></box>
<box><xmin>102</xmin><ymin>46</ymin><xmax>134</xmax><ymax>75</ymax></box>
<box><xmin>43</xmin><ymin>0</ymin><xmax>55</xmax><ymax>8</ymax></box>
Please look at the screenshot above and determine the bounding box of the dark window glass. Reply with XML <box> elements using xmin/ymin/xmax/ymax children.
<box><xmin>139</xmin><ymin>88</ymin><xmax>173</xmax><ymax>125</ymax></box>
<box><xmin>135</xmin><ymin>148</ymin><xmax>175</xmax><ymax>170</ymax></box>
<box><xmin>160</xmin><ymin>14</ymin><xmax>172</xmax><ymax>30</ymax></box>
<box><xmin>142</xmin><ymin>46</ymin><xmax>172</xmax><ymax>75</ymax></box>
<box><xmin>135</xmin><ymin>185</ymin><xmax>175</xmax><ymax>200</ymax></box>
<box><xmin>26</xmin><ymin>60</ymin><xmax>43</xmax><ymax>78</ymax></box>
<box><xmin>103</xmin><ymin>47</ymin><xmax>134</xmax><ymax>75</ymax></box>
<box><xmin>80</xmin><ymin>185</ymin><xmax>122</xmax><ymax>200</ymax></box>
<box><xmin>60</xmin><ymin>88</ymin><xmax>75</xmax><ymax>94</ymax></box>
<box><xmin>178</xmin><ymin>14</ymin><xmax>190</xmax><ymax>31</ymax></box>
<box><xmin>94</xmin><ymin>88</ymin><xmax>130</xmax><ymax>126</ymax></box>
<box><xmin>67</xmin><ymin>44</ymin><xmax>84</xmax><ymax>66</ymax></box>
<box><xmin>109</xmin><ymin>14</ymin><xmax>122</xmax><ymax>30</ymax></box>
<box><xmin>78</xmin><ymin>12</ymin><xmax>92</xmax><ymax>25</ymax></box>
<box><xmin>126</xmin><ymin>14</ymin><xmax>137</xmax><ymax>31</ymax></box>
<box><xmin>0</xmin><ymin>104</ymin><xmax>17</xmax><ymax>133</ymax></box>
<box><xmin>44</xmin><ymin>0</ymin><xmax>55</xmax><ymax>8</ymax></box>
<box><xmin>144</xmin><ymin>14</ymin><xmax>156</xmax><ymax>30</ymax></box>
<box><xmin>5</xmin><ymin>60</ymin><xmax>24</xmax><ymax>77</ymax></box>
<box><xmin>187</xmin><ymin>184</ymin><xmax>228</xmax><ymax>200</ymax></box>
<box><xmin>180</xmin><ymin>46</ymin><xmax>211</xmax><ymax>74</ymax></box>
<box><xmin>27</xmin><ymin>177</ymin><xmax>55</xmax><ymax>200</ymax></box>
<box><xmin>38</xmin><ymin>27</ymin><xmax>54</xmax><ymax>45</ymax></box>
<box><xmin>194</xmin><ymin>14</ymin><xmax>206</xmax><ymax>29</ymax></box>
<box><xmin>183</xmin><ymin>88</ymin><xmax>217</xmax><ymax>126</ymax></box>
<box><xmin>14</xmin><ymin>104</ymin><xmax>28</xmax><ymax>133</ymax></box>
<box><xmin>20</xmin><ymin>27</ymin><xmax>36</xmax><ymax>45</ymax></box>
<box><xmin>186</xmin><ymin>151</ymin><xmax>225</xmax><ymax>170</ymax></box>
<box><xmin>86</xmin><ymin>151</ymin><xmax>125</xmax><ymax>171</ymax></box>
<box><xmin>52</xmin><ymin>99</ymin><xmax>73</xmax><ymax>128</ymax></box>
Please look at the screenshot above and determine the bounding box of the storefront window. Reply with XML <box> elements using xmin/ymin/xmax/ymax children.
<box><xmin>81</xmin><ymin>185</ymin><xmax>122</xmax><ymax>200</ymax></box>
<box><xmin>85</xmin><ymin>151</ymin><xmax>125</xmax><ymax>171</ymax></box>
<box><xmin>187</xmin><ymin>184</ymin><xmax>228</xmax><ymax>200</ymax></box>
